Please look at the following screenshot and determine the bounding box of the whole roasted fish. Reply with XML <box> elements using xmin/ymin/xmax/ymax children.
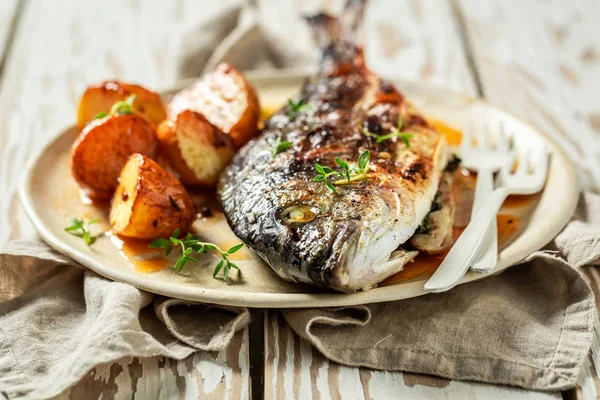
<box><xmin>218</xmin><ymin>0</ymin><xmax>454</xmax><ymax>292</ymax></box>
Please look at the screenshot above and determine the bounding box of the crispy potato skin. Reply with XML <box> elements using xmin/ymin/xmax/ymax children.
<box><xmin>168</xmin><ymin>63</ymin><xmax>260</xmax><ymax>148</ymax></box>
<box><xmin>77</xmin><ymin>81</ymin><xmax>167</xmax><ymax>127</ymax></box>
<box><xmin>71</xmin><ymin>114</ymin><xmax>158</xmax><ymax>200</ymax></box>
<box><xmin>157</xmin><ymin>110</ymin><xmax>235</xmax><ymax>186</ymax></box>
<box><xmin>110</xmin><ymin>154</ymin><xmax>196</xmax><ymax>240</ymax></box>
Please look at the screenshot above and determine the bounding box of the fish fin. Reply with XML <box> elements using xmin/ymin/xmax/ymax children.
<box><xmin>305</xmin><ymin>13</ymin><xmax>343</xmax><ymax>49</ymax></box>
<box><xmin>340</xmin><ymin>0</ymin><xmax>367</xmax><ymax>44</ymax></box>
<box><xmin>305</xmin><ymin>0</ymin><xmax>367</xmax><ymax>65</ymax></box>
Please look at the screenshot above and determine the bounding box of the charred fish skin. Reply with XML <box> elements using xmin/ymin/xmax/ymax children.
<box><xmin>219</xmin><ymin>0</ymin><xmax>449</xmax><ymax>292</ymax></box>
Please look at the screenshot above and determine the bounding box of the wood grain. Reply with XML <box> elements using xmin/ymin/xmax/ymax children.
<box><xmin>53</xmin><ymin>329</ymin><xmax>250</xmax><ymax>400</ymax></box>
<box><xmin>457</xmin><ymin>0</ymin><xmax>600</xmax><ymax>191</ymax></box>
<box><xmin>0</xmin><ymin>0</ymin><xmax>19</xmax><ymax>67</ymax></box>
<box><xmin>0</xmin><ymin>1</ymin><xmax>250</xmax><ymax>398</ymax></box>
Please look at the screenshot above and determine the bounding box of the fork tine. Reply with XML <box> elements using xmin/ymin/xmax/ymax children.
<box><xmin>461</xmin><ymin>118</ymin><xmax>475</xmax><ymax>151</ymax></box>
<box><xmin>497</xmin><ymin>150</ymin><xmax>517</xmax><ymax>186</ymax></box>
<box><xmin>497</xmin><ymin>122</ymin><xmax>509</xmax><ymax>154</ymax></box>
<box><xmin>481</xmin><ymin>120</ymin><xmax>490</xmax><ymax>149</ymax></box>
<box><xmin>517</xmin><ymin>148</ymin><xmax>531</xmax><ymax>174</ymax></box>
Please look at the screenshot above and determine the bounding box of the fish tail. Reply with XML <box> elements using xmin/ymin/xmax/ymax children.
<box><xmin>305</xmin><ymin>0</ymin><xmax>367</xmax><ymax>65</ymax></box>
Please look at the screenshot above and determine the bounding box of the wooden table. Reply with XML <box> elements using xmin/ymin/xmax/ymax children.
<box><xmin>1</xmin><ymin>0</ymin><xmax>598</xmax><ymax>398</ymax></box>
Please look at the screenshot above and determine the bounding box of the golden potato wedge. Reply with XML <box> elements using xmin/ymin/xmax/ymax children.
<box><xmin>168</xmin><ymin>63</ymin><xmax>260</xmax><ymax>148</ymax></box>
<box><xmin>157</xmin><ymin>110</ymin><xmax>235</xmax><ymax>186</ymax></box>
<box><xmin>71</xmin><ymin>114</ymin><xmax>159</xmax><ymax>201</ymax></box>
<box><xmin>77</xmin><ymin>81</ymin><xmax>167</xmax><ymax>127</ymax></box>
<box><xmin>110</xmin><ymin>154</ymin><xmax>196</xmax><ymax>240</ymax></box>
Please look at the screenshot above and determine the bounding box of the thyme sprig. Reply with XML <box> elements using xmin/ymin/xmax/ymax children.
<box><xmin>272</xmin><ymin>137</ymin><xmax>293</xmax><ymax>157</ymax></box>
<box><xmin>65</xmin><ymin>218</ymin><xmax>99</xmax><ymax>246</ymax></box>
<box><xmin>94</xmin><ymin>94</ymin><xmax>137</xmax><ymax>119</ymax></box>
<box><xmin>149</xmin><ymin>229</ymin><xmax>243</xmax><ymax>280</ymax></box>
<box><xmin>287</xmin><ymin>98</ymin><xmax>313</xmax><ymax>120</ymax></box>
<box><xmin>313</xmin><ymin>150</ymin><xmax>370</xmax><ymax>192</ymax></box>
<box><xmin>360</xmin><ymin>116</ymin><xmax>413</xmax><ymax>147</ymax></box>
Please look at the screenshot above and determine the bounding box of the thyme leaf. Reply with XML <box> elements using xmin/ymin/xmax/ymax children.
<box><xmin>313</xmin><ymin>150</ymin><xmax>371</xmax><ymax>192</ymax></box>
<box><xmin>64</xmin><ymin>218</ymin><xmax>99</xmax><ymax>246</ymax></box>
<box><xmin>149</xmin><ymin>231</ymin><xmax>244</xmax><ymax>281</ymax></box>
<box><xmin>272</xmin><ymin>137</ymin><xmax>293</xmax><ymax>156</ymax></box>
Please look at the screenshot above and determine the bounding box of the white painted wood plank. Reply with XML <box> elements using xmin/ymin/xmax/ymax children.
<box><xmin>54</xmin><ymin>330</ymin><xmax>249</xmax><ymax>400</ymax></box>
<box><xmin>457</xmin><ymin>0</ymin><xmax>600</xmax><ymax>190</ymax></box>
<box><xmin>0</xmin><ymin>1</ymin><xmax>250</xmax><ymax>398</ymax></box>
<box><xmin>364</xmin><ymin>0</ymin><xmax>477</xmax><ymax>95</ymax></box>
<box><xmin>0</xmin><ymin>0</ymin><xmax>19</xmax><ymax>65</ymax></box>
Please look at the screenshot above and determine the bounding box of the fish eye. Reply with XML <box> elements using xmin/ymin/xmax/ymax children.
<box><xmin>280</xmin><ymin>205</ymin><xmax>317</xmax><ymax>224</ymax></box>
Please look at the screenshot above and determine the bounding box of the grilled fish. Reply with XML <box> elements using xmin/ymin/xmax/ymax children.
<box><xmin>218</xmin><ymin>0</ymin><xmax>451</xmax><ymax>292</ymax></box>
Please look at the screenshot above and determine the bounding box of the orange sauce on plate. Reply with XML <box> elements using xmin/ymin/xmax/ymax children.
<box><xmin>108</xmin><ymin>233</ymin><xmax>170</xmax><ymax>273</ymax></box>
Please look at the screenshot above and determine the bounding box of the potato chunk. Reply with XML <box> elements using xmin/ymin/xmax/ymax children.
<box><xmin>71</xmin><ymin>114</ymin><xmax>158</xmax><ymax>200</ymax></box>
<box><xmin>168</xmin><ymin>63</ymin><xmax>260</xmax><ymax>148</ymax></box>
<box><xmin>110</xmin><ymin>154</ymin><xmax>196</xmax><ymax>240</ymax></box>
<box><xmin>157</xmin><ymin>110</ymin><xmax>235</xmax><ymax>186</ymax></box>
<box><xmin>77</xmin><ymin>81</ymin><xmax>167</xmax><ymax>127</ymax></box>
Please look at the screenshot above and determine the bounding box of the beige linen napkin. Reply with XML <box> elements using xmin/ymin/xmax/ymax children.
<box><xmin>0</xmin><ymin>241</ymin><xmax>250</xmax><ymax>399</ymax></box>
<box><xmin>0</xmin><ymin>2</ymin><xmax>598</xmax><ymax>398</ymax></box>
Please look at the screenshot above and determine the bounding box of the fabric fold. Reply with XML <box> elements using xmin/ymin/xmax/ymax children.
<box><xmin>0</xmin><ymin>241</ymin><xmax>249</xmax><ymax>400</ymax></box>
<box><xmin>283</xmin><ymin>253</ymin><xmax>596</xmax><ymax>391</ymax></box>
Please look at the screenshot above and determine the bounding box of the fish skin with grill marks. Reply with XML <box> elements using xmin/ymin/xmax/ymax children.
<box><xmin>218</xmin><ymin>1</ymin><xmax>449</xmax><ymax>292</ymax></box>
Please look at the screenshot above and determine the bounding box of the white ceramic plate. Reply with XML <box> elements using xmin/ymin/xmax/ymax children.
<box><xmin>20</xmin><ymin>68</ymin><xmax>579</xmax><ymax>308</ymax></box>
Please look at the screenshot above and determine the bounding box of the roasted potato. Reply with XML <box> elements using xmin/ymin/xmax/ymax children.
<box><xmin>157</xmin><ymin>110</ymin><xmax>235</xmax><ymax>186</ymax></box>
<box><xmin>168</xmin><ymin>63</ymin><xmax>260</xmax><ymax>148</ymax></box>
<box><xmin>71</xmin><ymin>114</ymin><xmax>159</xmax><ymax>200</ymax></box>
<box><xmin>77</xmin><ymin>81</ymin><xmax>167</xmax><ymax>127</ymax></box>
<box><xmin>110</xmin><ymin>154</ymin><xmax>196</xmax><ymax>240</ymax></box>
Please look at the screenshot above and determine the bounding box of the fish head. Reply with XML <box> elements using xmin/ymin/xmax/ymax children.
<box><xmin>269</xmin><ymin>181</ymin><xmax>414</xmax><ymax>291</ymax></box>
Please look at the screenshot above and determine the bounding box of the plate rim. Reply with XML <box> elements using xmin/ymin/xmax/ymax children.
<box><xmin>19</xmin><ymin>68</ymin><xmax>580</xmax><ymax>308</ymax></box>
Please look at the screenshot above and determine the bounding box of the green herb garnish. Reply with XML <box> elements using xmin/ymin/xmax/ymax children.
<box><xmin>313</xmin><ymin>150</ymin><xmax>370</xmax><ymax>192</ymax></box>
<box><xmin>360</xmin><ymin>116</ymin><xmax>413</xmax><ymax>147</ymax></box>
<box><xmin>272</xmin><ymin>137</ymin><xmax>293</xmax><ymax>157</ymax></box>
<box><xmin>94</xmin><ymin>112</ymin><xmax>108</xmax><ymax>120</ymax></box>
<box><xmin>287</xmin><ymin>98</ymin><xmax>313</xmax><ymax>120</ymax></box>
<box><xmin>109</xmin><ymin>94</ymin><xmax>136</xmax><ymax>115</ymax></box>
<box><xmin>430</xmin><ymin>191</ymin><xmax>442</xmax><ymax>213</ymax></box>
<box><xmin>65</xmin><ymin>218</ymin><xmax>99</xmax><ymax>246</ymax></box>
<box><xmin>445</xmin><ymin>154</ymin><xmax>462</xmax><ymax>172</ymax></box>
<box><xmin>149</xmin><ymin>229</ymin><xmax>243</xmax><ymax>280</ymax></box>
<box><xmin>417</xmin><ymin>218</ymin><xmax>433</xmax><ymax>235</ymax></box>
<box><xmin>169</xmin><ymin>196</ymin><xmax>181</xmax><ymax>211</ymax></box>
<box><xmin>416</xmin><ymin>192</ymin><xmax>443</xmax><ymax>235</ymax></box>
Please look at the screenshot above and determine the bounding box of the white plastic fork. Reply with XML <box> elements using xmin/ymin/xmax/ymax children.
<box><xmin>460</xmin><ymin>118</ymin><xmax>510</xmax><ymax>272</ymax></box>
<box><xmin>424</xmin><ymin>146</ymin><xmax>549</xmax><ymax>293</ymax></box>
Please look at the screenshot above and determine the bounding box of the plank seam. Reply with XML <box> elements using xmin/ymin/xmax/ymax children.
<box><xmin>449</xmin><ymin>0</ymin><xmax>484</xmax><ymax>96</ymax></box>
<box><xmin>0</xmin><ymin>0</ymin><xmax>25</xmax><ymax>92</ymax></box>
